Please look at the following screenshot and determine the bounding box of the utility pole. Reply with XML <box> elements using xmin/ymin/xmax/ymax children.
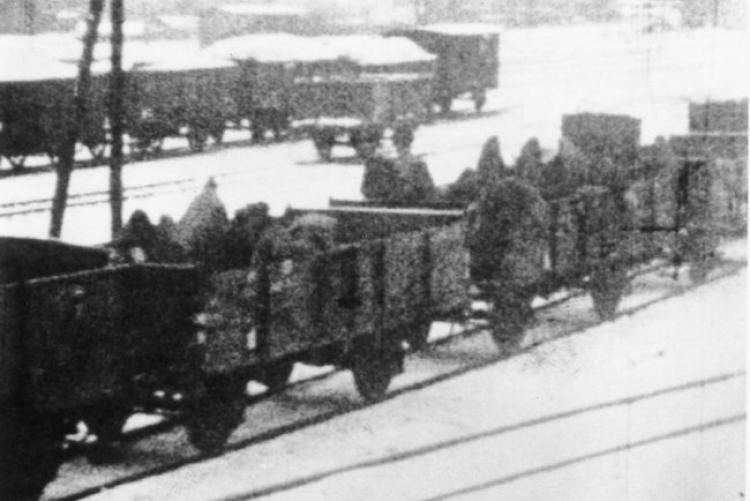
<box><xmin>49</xmin><ymin>0</ymin><xmax>104</xmax><ymax>238</ymax></box>
<box><xmin>110</xmin><ymin>0</ymin><xmax>125</xmax><ymax>236</ymax></box>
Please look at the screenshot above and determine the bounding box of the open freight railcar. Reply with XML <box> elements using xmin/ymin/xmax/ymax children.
<box><xmin>206</xmin><ymin>33</ymin><xmax>352</xmax><ymax>142</ymax></box>
<box><xmin>331</xmin><ymin>110</ymin><xmax>743</xmax><ymax>338</ymax></box>
<box><xmin>293</xmin><ymin>72</ymin><xmax>434</xmax><ymax>160</ymax></box>
<box><xmin>124</xmin><ymin>52</ymin><xmax>239</xmax><ymax>156</ymax></box>
<box><xmin>0</xmin><ymin>210</ymin><xmax>469</xmax><ymax>498</ymax></box>
<box><xmin>291</xmin><ymin>35</ymin><xmax>436</xmax><ymax>160</ymax></box>
<box><xmin>207</xmin><ymin>34</ymin><xmax>436</xmax><ymax>157</ymax></box>
<box><xmin>194</xmin><ymin>206</ymin><xmax>467</xmax><ymax>406</ymax></box>
<box><xmin>387</xmin><ymin>23</ymin><xmax>499</xmax><ymax>113</ymax></box>
<box><xmin>0</xmin><ymin>62</ymin><xmax>108</xmax><ymax>172</ymax></box>
<box><xmin>0</xmin><ymin>237</ymin><xmax>206</xmax><ymax>499</ymax></box>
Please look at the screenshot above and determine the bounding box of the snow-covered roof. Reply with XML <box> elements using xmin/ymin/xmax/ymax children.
<box><xmin>215</xmin><ymin>4</ymin><xmax>306</xmax><ymax>17</ymax></box>
<box><xmin>141</xmin><ymin>50</ymin><xmax>237</xmax><ymax>73</ymax></box>
<box><xmin>0</xmin><ymin>34</ymin><xmax>82</xmax><ymax>82</ymax></box>
<box><xmin>156</xmin><ymin>15</ymin><xmax>200</xmax><ymax>32</ymax></box>
<box><xmin>0</xmin><ymin>33</ymin><xmax>81</xmax><ymax>63</ymax></box>
<box><xmin>206</xmin><ymin>34</ymin><xmax>435</xmax><ymax>67</ymax></box>
<box><xmin>0</xmin><ymin>59</ymin><xmax>77</xmax><ymax>83</ymax></box>
<box><xmin>314</xmin><ymin>36</ymin><xmax>435</xmax><ymax>66</ymax></box>
<box><xmin>206</xmin><ymin>34</ymin><xmax>340</xmax><ymax>64</ymax></box>
<box><xmin>412</xmin><ymin>23</ymin><xmax>500</xmax><ymax>36</ymax></box>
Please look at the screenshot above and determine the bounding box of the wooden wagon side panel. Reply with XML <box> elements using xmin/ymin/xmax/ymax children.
<box><xmin>21</xmin><ymin>270</ymin><xmax>127</xmax><ymax>413</ymax></box>
<box><xmin>352</xmin><ymin>240</ymin><xmax>384</xmax><ymax>338</ymax></box>
<box><xmin>549</xmin><ymin>199</ymin><xmax>581</xmax><ymax>278</ymax></box>
<box><xmin>428</xmin><ymin>222</ymin><xmax>470</xmax><ymax>317</ymax></box>
<box><xmin>264</xmin><ymin>253</ymin><xmax>331</xmax><ymax>359</ymax></box>
<box><xmin>383</xmin><ymin>231</ymin><xmax>428</xmax><ymax>332</ymax></box>
<box><xmin>200</xmin><ymin>269</ymin><xmax>256</xmax><ymax>375</ymax></box>
<box><xmin>0</xmin><ymin>284</ymin><xmax>22</xmax><ymax>403</ymax></box>
<box><xmin>291</xmin><ymin>79</ymin><xmax>376</xmax><ymax>121</ymax></box>
<box><xmin>19</xmin><ymin>265</ymin><xmax>198</xmax><ymax>413</ymax></box>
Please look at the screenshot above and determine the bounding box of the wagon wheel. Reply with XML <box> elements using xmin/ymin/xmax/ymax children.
<box><xmin>84</xmin><ymin>407</ymin><xmax>131</xmax><ymax>465</ymax></box>
<box><xmin>406</xmin><ymin>319</ymin><xmax>432</xmax><ymax>351</ymax></box>
<box><xmin>251</xmin><ymin>122</ymin><xmax>267</xmax><ymax>143</ymax></box>
<box><xmin>438</xmin><ymin>95</ymin><xmax>453</xmax><ymax>115</ymax></box>
<box><xmin>46</xmin><ymin>153</ymin><xmax>60</xmax><ymax>167</ymax></box>
<box><xmin>132</xmin><ymin>137</ymin><xmax>164</xmax><ymax>158</ymax></box>
<box><xmin>488</xmin><ymin>289</ymin><xmax>533</xmax><ymax>353</ymax></box>
<box><xmin>8</xmin><ymin>155</ymin><xmax>26</xmax><ymax>172</ymax></box>
<box><xmin>186</xmin><ymin>128</ymin><xmax>208</xmax><ymax>152</ymax></box>
<box><xmin>354</xmin><ymin>140</ymin><xmax>378</xmax><ymax>160</ymax></box>
<box><xmin>186</xmin><ymin>375</ymin><xmax>246</xmax><ymax>454</ymax></box>
<box><xmin>312</xmin><ymin>131</ymin><xmax>335</xmax><ymax>162</ymax></box>
<box><xmin>257</xmin><ymin>362</ymin><xmax>294</xmax><ymax>394</ymax></box>
<box><xmin>87</xmin><ymin>143</ymin><xmax>108</xmax><ymax>163</ymax></box>
<box><xmin>472</xmin><ymin>89</ymin><xmax>487</xmax><ymax>112</ymax></box>
<box><xmin>210</xmin><ymin>124</ymin><xmax>225</xmax><ymax>145</ymax></box>
<box><xmin>351</xmin><ymin>125</ymin><xmax>382</xmax><ymax>160</ymax></box>
<box><xmin>589</xmin><ymin>265</ymin><xmax>629</xmax><ymax>321</ymax></box>
<box><xmin>271</xmin><ymin>121</ymin><xmax>288</xmax><ymax>142</ymax></box>
<box><xmin>351</xmin><ymin>339</ymin><xmax>395</xmax><ymax>403</ymax></box>
<box><xmin>688</xmin><ymin>257</ymin><xmax>713</xmax><ymax>284</ymax></box>
<box><xmin>0</xmin><ymin>405</ymin><xmax>63</xmax><ymax>501</ymax></box>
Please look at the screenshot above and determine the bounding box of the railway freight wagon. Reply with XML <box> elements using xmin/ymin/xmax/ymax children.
<box><xmin>335</xmin><ymin>111</ymin><xmax>734</xmax><ymax>340</ymax></box>
<box><xmin>293</xmin><ymin>73</ymin><xmax>434</xmax><ymax>160</ymax></box>
<box><xmin>207</xmin><ymin>33</ymin><xmax>436</xmax><ymax>155</ymax></box>
<box><xmin>387</xmin><ymin>24</ymin><xmax>499</xmax><ymax>113</ymax></box>
<box><xmin>195</xmin><ymin>207</ymin><xmax>468</xmax><ymax>408</ymax></box>
<box><xmin>0</xmin><ymin>237</ymin><xmax>204</xmax><ymax>500</ymax></box>
<box><xmin>124</xmin><ymin>53</ymin><xmax>240</xmax><ymax>156</ymax></box>
<box><xmin>0</xmin><ymin>209</ymin><xmax>470</xmax><ymax>498</ymax></box>
<box><xmin>206</xmin><ymin>33</ymin><xmax>351</xmax><ymax>142</ymax></box>
<box><xmin>0</xmin><ymin>62</ymin><xmax>108</xmax><ymax>172</ymax></box>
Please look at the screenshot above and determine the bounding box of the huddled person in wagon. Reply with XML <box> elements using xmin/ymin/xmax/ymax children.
<box><xmin>361</xmin><ymin>121</ymin><xmax>437</xmax><ymax>205</ymax></box>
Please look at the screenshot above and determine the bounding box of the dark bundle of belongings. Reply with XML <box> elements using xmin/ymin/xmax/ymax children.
<box><xmin>111</xmin><ymin>178</ymin><xmax>272</xmax><ymax>270</ymax></box>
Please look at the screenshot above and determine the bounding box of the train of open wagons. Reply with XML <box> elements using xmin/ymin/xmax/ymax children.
<box><xmin>0</xmin><ymin>95</ymin><xmax>746</xmax><ymax>498</ymax></box>
<box><xmin>0</xmin><ymin>24</ymin><xmax>499</xmax><ymax>172</ymax></box>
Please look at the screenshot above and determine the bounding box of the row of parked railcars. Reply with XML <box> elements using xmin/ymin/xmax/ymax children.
<box><xmin>0</xmin><ymin>25</ymin><xmax>500</xmax><ymax>170</ymax></box>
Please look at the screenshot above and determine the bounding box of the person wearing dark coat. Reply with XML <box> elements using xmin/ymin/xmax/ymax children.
<box><xmin>112</xmin><ymin>210</ymin><xmax>159</xmax><ymax>263</ymax></box>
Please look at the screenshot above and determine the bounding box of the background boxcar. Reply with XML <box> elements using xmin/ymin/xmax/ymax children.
<box><xmin>125</xmin><ymin>51</ymin><xmax>239</xmax><ymax>155</ymax></box>
<box><xmin>387</xmin><ymin>23</ymin><xmax>499</xmax><ymax>113</ymax></box>
<box><xmin>293</xmin><ymin>73</ymin><xmax>433</xmax><ymax>160</ymax></box>
<box><xmin>0</xmin><ymin>62</ymin><xmax>108</xmax><ymax>171</ymax></box>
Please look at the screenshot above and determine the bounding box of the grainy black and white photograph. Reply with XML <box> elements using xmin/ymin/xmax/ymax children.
<box><xmin>0</xmin><ymin>0</ymin><xmax>747</xmax><ymax>499</ymax></box>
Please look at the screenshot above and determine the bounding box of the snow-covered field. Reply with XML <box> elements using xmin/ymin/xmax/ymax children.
<box><xmin>0</xmin><ymin>23</ymin><xmax>746</xmax><ymax>244</ymax></box>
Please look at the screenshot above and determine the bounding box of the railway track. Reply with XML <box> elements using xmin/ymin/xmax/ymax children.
<box><xmin>45</xmin><ymin>255</ymin><xmax>745</xmax><ymax>501</ymax></box>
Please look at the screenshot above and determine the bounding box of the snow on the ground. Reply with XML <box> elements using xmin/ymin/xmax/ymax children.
<box><xmin>81</xmin><ymin>266</ymin><xmax>745</xmax><ymax>501</ymax></box>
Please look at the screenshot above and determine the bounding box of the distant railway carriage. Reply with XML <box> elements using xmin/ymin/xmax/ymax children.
<box><xmin>124</xmin><ymin>52</ymin><xmax>239</xmax><ymax>155</ymax></box>
<box><xmin>0</xmin><ymin>28</ymin><xmax>496</xmax><ymax>171</ymax></box>
<box><xmin>0</xmin><ymin>62</ymin><xmax>108</xmax><ymax>171</ymax></box>
<box><xmin>387</xmin><ymin>23</ymin><xmax>499</xmax><ymax>113</ymax></box>
<box><xmin>294</xmin><ymin>73</ymin><xmax>434</xmax><ymax>160</ymax></box>
<box><xmin>208</xmin><ymin>33</ymin><xmax>436</xmax><ymax>155</ymax></box>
